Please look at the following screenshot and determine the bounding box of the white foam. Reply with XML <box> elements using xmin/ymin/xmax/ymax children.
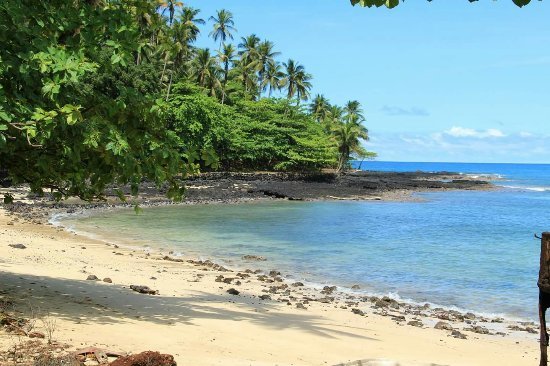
<box><xmin>501</xmin><ymin>185</ymin><xmax>550</xmax><ymax>192</ymax></box>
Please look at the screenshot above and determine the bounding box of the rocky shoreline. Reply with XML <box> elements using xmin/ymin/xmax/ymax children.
<box><xmin>0</xmin><ymin>171</ymin><xmax>538</xmax><ymax>365</ymax></box>
<box><xmin>4</xmin><ymin>171</ymin><xmax>533</xmax><ymax>336</ymax></box>
<box><xmin>1</xmin><ymin>170</ymin><xmax>495</xmax><ymax>222</ymax></box>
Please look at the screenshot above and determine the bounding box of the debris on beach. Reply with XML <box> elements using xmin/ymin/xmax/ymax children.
<box><xmin>86</xmin><ymin>275</ymin><xmax>99</xmax><ymax>281</ymax></box>
<box><xmin>103</xmin><ymin>277</ymin><xmax>113</xmax><ymax>283</ymax></box>
<box><xmin>129</xmin><ymin>285</ymin><xmax>159</xmax><ymax>295</ymax></box>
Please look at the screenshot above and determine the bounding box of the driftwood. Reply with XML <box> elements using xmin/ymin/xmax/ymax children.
<box><xmin>73</xmin><ymin>347</ymin><xmax>126</xmax><ymax>364</ymax></box>
<box><xmin>538</xmin><ymin>232</ymin><xmax>550</xmax><ymax>366</ymax></box>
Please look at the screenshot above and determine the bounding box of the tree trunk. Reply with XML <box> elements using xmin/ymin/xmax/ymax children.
<box><xmin>539</xmin><ymin>232</ymin><xmax>550</xmax><ymax>366</ymax></box>
<box><xmin>165</xmin><ymin>72</ymin><xmax>173</xmax><ymax>101</ymax></box>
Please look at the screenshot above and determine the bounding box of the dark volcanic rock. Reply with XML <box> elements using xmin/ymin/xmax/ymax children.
<box><xmin>8</xmin><ymin>243</ymin><xmax>26</xmax><ymax>249</ymax></box>
<box><xmin>465</xmin><ymin>325</ymin><xmax>490</xmax><ymax>335</ymax></box>
<box><xmin>321</xmin><ymin>286</ymin><xmax>337</xmax><ymax>295</ymax></box>
<box><xmin>351</xmin><ymin>308</ymin><xmax>365</xmax><ymax>316</ymax></box>
<box><xmin>451</xmin><ymin>330</ymin><xmax>467</xmax><ymax>339</ymax></box>
<box><xmin>86</xmin><ymin>275</ymin><xmax>99</xmax><ymax>281</ymax></box>
<box><xmin>103</xmin><ymin>277</ymin><xmax>113</xmax><ymax>283</ymax></box>
<box><xmin>130</xmin><ymin>285</ymin><xmax>159</xmax><ymax>295</ymax></box>
<box><xmin>110</xmin><ymin>351</ymin><xmax>177</xmax><ymax>366</ymax></box>
<box><xmin>408</xmin><ymin>320</ymin><xmax>423</xmax><ymax>327</ymax></box>
<box><xmin>242</xmin><ymin>255</ymin><xmax>267</xmax><ymax>261</ymax></box>
<box><xmin>227</xmin><ymin>288</ymin><xmax>240</xmax><ymax>295</ymax></box>
<box><xmin>434</xmin><ymin>321</ymin><xmax>453</xmax><ymax>331</ymax></box>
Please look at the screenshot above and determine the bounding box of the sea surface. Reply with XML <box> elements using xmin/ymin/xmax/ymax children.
<box><xmin>58</xmin><ymin>162</ymin><xmax>550</xmax><ymax>321</ymax></box>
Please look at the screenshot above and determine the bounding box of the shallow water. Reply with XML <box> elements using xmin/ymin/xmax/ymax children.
<box><xmin>60</xmin><ymin>162</ymin><xmax>550</xmax><ymax>321</ymax></box>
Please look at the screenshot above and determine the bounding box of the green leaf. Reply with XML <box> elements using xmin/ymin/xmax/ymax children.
<box><xmin>0</xmin><ymin>124</ymin><xmax>7</xmax><ymax>131</ymax></box>
<box><xmin>0</xmin><ymin>112</ymin><xmax>12</xmax><ymax>123</ymax></box>
<box><xmin>3</xmin><ymin>193</ymin><xmax>14</xmax><ymax>204</ymax></box>
<box><xmin>0</xmin><ymin>134</ymin><xmax>6</xmax><ymax>149</ymax></box>
<box><xmin>115</xmin><ymin>189</ymin><xmax>127</xmax><ymax>202</ymax></box>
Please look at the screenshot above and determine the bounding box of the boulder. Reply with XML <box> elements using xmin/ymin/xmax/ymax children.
<box><xmin>86</xmin><ymin>275</ymin><xmax>99</xmax><ymax>281</ymax></box>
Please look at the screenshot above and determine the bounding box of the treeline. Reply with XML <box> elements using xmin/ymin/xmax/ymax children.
<box><xmin>0</xmin><ymin>0</ymin><xmax>374</xmax><ymax>201</ymax></box>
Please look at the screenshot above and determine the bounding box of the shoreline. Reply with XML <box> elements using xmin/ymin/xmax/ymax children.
<box><xmin>0</xmin><ymin>171</ymin><xmax>539</xmax><ymax>365</ymax></box>
<box><xmin>52</xmin><ymin>202</ymin><xmax>533</xmax><ymax>325</ymax></box>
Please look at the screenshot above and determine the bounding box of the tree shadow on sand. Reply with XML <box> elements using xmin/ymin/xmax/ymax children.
<box><xmin>0</xmin><ymin>271</ymin><xmax>379</xmax><ymax>341</ymax></box>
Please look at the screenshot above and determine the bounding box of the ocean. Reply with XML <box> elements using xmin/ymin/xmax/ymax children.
<box><xmin>58</xmin><ymin>162</ymin><xmax>550</xmax><ymax>321</ymax></box>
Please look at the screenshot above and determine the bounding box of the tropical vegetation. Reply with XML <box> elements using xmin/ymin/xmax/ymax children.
<box><xmin>350</xmin><ymin>0</ymin><xmax>536</xmax><ymax>8</ymax></box>
<box><xmin>0</xmin><ymin>0</ymin><xmax>375</xmax><ymax>202</ymax></box>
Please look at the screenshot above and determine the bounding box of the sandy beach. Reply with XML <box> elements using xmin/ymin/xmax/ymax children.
<box><xmin>0</xmin><ymin>192</ymin><xmax>539</xmax><ymax>365</ymax></box>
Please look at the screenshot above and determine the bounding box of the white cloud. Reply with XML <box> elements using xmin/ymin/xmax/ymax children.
<box><xmin>519</xmin><ymin>131</ymin><xmax>533</xmax><ymax>138</ymax></box>
<box><xmin>445</xmin><ymin>126</ymin><xmax>505</xmax><ymax>139</ymax></box>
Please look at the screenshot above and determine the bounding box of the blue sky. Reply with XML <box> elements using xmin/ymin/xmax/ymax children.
<box><xmin>185</xmin><ymin>0</ymin><xmax>550</xmax><ymax>163</ymax></box>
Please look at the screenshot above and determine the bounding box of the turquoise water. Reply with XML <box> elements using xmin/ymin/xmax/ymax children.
<box><xmin>61</xmin><ymin>162</ymin><xmax>550</xmax><ymax>320</ymax></box>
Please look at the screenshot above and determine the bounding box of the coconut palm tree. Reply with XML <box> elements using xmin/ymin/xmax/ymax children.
<box><xmin>238</xmin><ymin>34</ymin><xmax>260</xmax><ymax>68</ymax></box>
<box><xmin>192</xmin><ymin>48</ymin><xmax>216</xmax><ymax>87</ymax></box>
<box><xmin>234</xmin><ymin>58</ymin><xmax>258</xmax><ymax>97</ymax></box>
<box><xmin>159</xmin><ymin>0</ymin><xmax>183</xmax><ymax>26</ymax></box>
<box><xmin>309</xmin><ymin>94</ymin><xmax>331</xmax><ymax>122</ymax></box>
<box><xmin>262</xmin><ymin>60</ymin><xmax>285</xmax><ymax>97</ymax></box>
<box><xmin>204</xmin><ymin>63</ymin><xmax>223</xmax><ymax>99</ymax></box>
<box><xmin>209</xmin><ymin>9</ymin><xmax>237</xmax><ymax>50</ymax></box>
<box><xmin>332</xmin><ymin>120</ymin><xmax>369</xmax><ymax>172</ymax></box>
<box><xmin>344</xmin><ymin>100</ymin><xmax>365</xmax><ymax>124</ymax></box>
<box><xmin>256</xmin><ymin>40</ymin><xmax>280</xmax><ymax>97</ymax></box>
<box><xmin>217</xmin><ymin>43</ymin><xmax>237</xmax><ymax>104</ymax></box>
<box><xmin>282</xmin><ymin>59</ymin><xmax>312</xmax><ymax>105</ymax></box>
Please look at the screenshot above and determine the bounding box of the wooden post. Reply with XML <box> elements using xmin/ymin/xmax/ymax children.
<box><xmin>538</xmin><ymin>232</ymin><xmax>550</xmax><ymax>366</ymax></box>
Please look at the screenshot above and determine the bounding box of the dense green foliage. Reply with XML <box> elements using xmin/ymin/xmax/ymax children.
<box><xmin>350</xmin><ymin>0</ymin><xmax>537</xmax><ymax>9</ymax></box>
<box><xmin>0</xmin><ymin>0</ymin><xmax>374</xmax><ymax>202</ymax></box>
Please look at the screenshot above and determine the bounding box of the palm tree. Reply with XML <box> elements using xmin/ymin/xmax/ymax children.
<box><xmin>161</xmin><ymin>7</ymin><xmax>205</xmax><ymax>99</ymax></box>
<box><xmin>234</xmin><ymin>58</ymin><xmax>258</xmax><ymax>97</ymax></box>
<box><xmin>193</xmin><ymin>48</ymin><xmax>215</xmax><ymax>87</ymax></box>
<box><xmin>309</xmin><ymin>94</ymin><xmax>331</xmax><ymax>122</ymax></box>
<box><xmin>282</xmin><ymin>59</ymin><xmax>312</xmax><ymax>105</ymax></box>
<box><xmin>204</xmin><ymin>64</ymin><xmax>223</xmax><ymax>99</ymax></box>
<box><xmin>256</xmin><ymin>40</ymin><xmax>280</xmax><ymax>96</ymax></box>
<box><xmin>238</xmin><ymin>34</ymin><xmax>260</xmax><ymax>68</ymax></box>
<box><xmin>209</xmin><ymin>9</ymin><xmax>237</xmax><ymax>50</ymax></box>
<box><xmin>217</xmin><ymin>43</ymin><xmax>237</xmax><ymax>104</ymax></box>
<box><xmin>332</xmin><ymin>120</ymin><xmax>369</xmax><ymax>172</ymax></box>
<box><xmin>159</xmin><ymin>0</ymin><xmax>183</xmax><ymax>26</ymax></box>
<box><xmin>344</xmin><ymin>100</ymin><xmax>365</xmax><ymax>124</ymax></box>
<box><xmin>262</xmin><ymin>60</ymin><xmax>285</xmax><ymax>97</ymax></box>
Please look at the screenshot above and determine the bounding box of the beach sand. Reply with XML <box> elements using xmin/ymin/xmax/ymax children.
<box><xmin>0</xmin><ymin>206</ymin><xmax>539</xmax><ymax>366</ymax></box>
